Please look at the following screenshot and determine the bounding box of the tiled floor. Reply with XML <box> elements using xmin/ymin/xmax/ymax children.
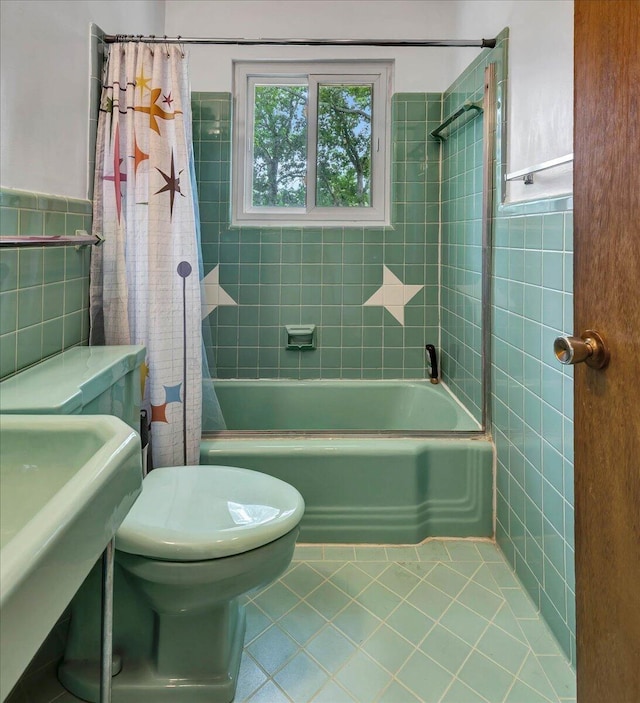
<box><xmin>11</xmin><ymin>540</ymin><xmax>576</xmax><ymax>703</ymax></box>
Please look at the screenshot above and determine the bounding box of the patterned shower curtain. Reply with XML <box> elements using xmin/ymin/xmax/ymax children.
<box><xmin>90</xmin><ymin>42</ymin><xmax>202</xmax><ymax>467</ymax></box>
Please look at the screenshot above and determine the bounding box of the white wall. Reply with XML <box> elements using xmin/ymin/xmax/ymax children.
<box><xmin>0</xmin><ymin>0</ymin><xmax>165</xmax><ymax>200</ymax></box>
<box><xmin>166</xmin><ymin>0</ymin><xmax>573</xmax><ymax>201</ymax></box>
<box><xmin>164</xmin><ymin>0</ymin><xmax>481</xmax><ymax>93</ymax></box>
<box><xmin>452</xmin><ymin>1</ymin><xmax>573</xmax><ymax>200</ymax></box>
<box><xmin>0</xmin><ymin>0</ymin><xmax>572</xmax><ymax>202</ymax></box>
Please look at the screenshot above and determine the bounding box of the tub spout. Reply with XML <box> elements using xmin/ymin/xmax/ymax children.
<box><xmin>425</xmin><ymin>344</ymin><xmax>439</xmax><ymax>384</ymax></box>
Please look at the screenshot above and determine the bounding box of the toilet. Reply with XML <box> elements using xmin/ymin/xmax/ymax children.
<box><xmin>0</xmin><ymin>346</ymin><xmax>305</xmax><ymax>703</ymax></box>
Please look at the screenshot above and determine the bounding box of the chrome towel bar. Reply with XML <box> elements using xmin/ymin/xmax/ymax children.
<box><xmin>0</xmin><ymin>233</ymin><xmax>103</xmax><ymax>248</ymax></box>
<box><xmin>505</xmin><ymin>153</ymin><xmax>573</xmax><ymax>185</ymax></box>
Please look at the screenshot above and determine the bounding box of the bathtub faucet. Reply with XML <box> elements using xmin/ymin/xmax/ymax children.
<box><xmin>425</xmin><ymin>344</ymin><xmax>439</xmax><ymax>384</ymax></box>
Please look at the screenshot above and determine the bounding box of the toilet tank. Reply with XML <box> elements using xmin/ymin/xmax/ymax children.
<box><xmin>0</xmin><ymin>346</ymin><xmax>146</xmax><ymax>431</ymax></box>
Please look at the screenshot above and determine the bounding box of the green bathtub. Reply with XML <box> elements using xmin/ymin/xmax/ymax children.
<box><xmin>201</xmin><ymin>380</ymin><xmax>493</xmax><ymax>543</ymax></box>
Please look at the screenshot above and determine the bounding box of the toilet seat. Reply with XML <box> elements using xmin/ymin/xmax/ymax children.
<box><xmin>115</xmin><ymin>465</ymin><xmax>304</xmax><ymax>561</ymax></box>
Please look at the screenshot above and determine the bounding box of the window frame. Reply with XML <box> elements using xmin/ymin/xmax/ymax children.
<box><xmin>232</xmin><ymin>60</ymin><xmax>392</xmax><ymax>227</ymax></box>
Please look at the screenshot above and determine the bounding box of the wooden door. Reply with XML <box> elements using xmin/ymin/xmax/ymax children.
<box><xmin>574</xmin><ymin>2</ymin><xmax>640</xmax><ymax>701</ymax></box>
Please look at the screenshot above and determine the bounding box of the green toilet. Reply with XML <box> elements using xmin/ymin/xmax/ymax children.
<box><xmin>0</xmin><ymin>346</ymin><xmax>304</xmax><ymax>702</ymax></box>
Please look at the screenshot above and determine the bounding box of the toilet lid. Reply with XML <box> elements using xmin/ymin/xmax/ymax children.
<box><xmin>116</xmin><ymin>465</ymin><xmax>305</xmax><ymax>561</ymax></box>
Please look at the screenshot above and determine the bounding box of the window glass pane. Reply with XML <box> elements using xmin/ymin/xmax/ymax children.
<box><xmin>252</xmin><ymin>85</ymin><xmax>308</xmax><ymax>207</ymax></box>
<box><xmin>316</xmin><ymin>85</ymin><xmax>372</xmax><ymax>208</ymax></box>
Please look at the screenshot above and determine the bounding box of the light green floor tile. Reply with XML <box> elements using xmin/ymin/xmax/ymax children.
<box><xmin>334</xmin><ymin>650</ymin><xmax>392</xmax><ymax>701</ymax></box>
<box><xmin>279</xmin><ymin>602</ymin><xmax>328</xmax><ymax>645</ymax></box>
<box><xmin>386</xmin><ymin>602</ymin><xmax>436</xmax><ymax>644</ymax></box>
<box><xmin>441</xmin><ymin>679</ymin><xmax>491</xmax><ymax>702</ymax></box>
<box><xmin>252</xmin><ymin>582</ymin><xmax>299</xmax><ymax>619</ymax></box>
<box><xmin>294</xmin><ymin>545</ymin><xmax>324</xmax><ymax>561</ymax></box>
<box><xmin>475</xmin><ymin>623</ymin><xmax>530</xmax><ymax>674</ymax></box>
<box><xmin>419</xmin><ymin>623</ymin><xmax>473</xmax><ymax>674</ymax></box>
<box><xmin>424</xmin><ymin>562</ymin><xmax>471</xmax><ymax>597</ymax></box>
<box><xmin>378</xmin><ymin>680</ymin><xmax>422</xmax><ymax>702</ymax></box>
<box><xmin>13</xmin><ymin>540</ymin><xmax>576</xmax><ymax>703</ymax></box>
<box><xmin>281</xmin><ymin>563</ymin><xmax>326</xmax><ymax>597</ymax></box>
<box><xmin>447</xmin><ymin>560</ymin><xmax>483</xmax><ymax>578</ymax></box>
<box><xmin>536</xmin><ymin>654</ymin><xmax>576</xmax><ymax>699</ymax></box>
<box><xmin>492</xmin><ymin>602</ymin><xmax>529</xmax><ymax>645</ymax></box>
<box><xmin>501</xmin><ymin>586</ymin><xmax>539</xmax><ymax>618</ymax></box>
<box><xmin>438</xmin><ymin>601</ymin><xmax>491</xmax><ymax>646</ymax></box>
<box><xmin>322</xmin><ymin>545</ymin><xmax>356</xmax><ymax>561</ymax></box>
<box><xmin>332</xmin><ymin>602</ymin><xmax>382</xmax><ymax>645</ymax></box>
<box><xmin>246</xmin><ymin>625</ymin><xmax>299</xmax><ymax>675</ymax></box>
<box><xmin>329</xmin><ymin>563</ymin><xmax>372</xmax><ymax>597</ymax></box>
<box><xmin>306</xmin><ymin>581</ymin><xmax>352</xmax><ymax>620</ymax></box>
<box><xmin>474</xmin><ymin>540</ymin><xmax>505</xmax><ymax>562</ymax></box>
<box><xmin>306</xmin><ymin>625</ymin><xmax>356</xmax><ymax>674</ymax></box>
<box><xmin>504</xmin><ymin>680</ymin><xmax>554</xmax><ymax>702</ymax></box>
<box><xmin>470</xmin><ymin>563</ymin><xmax>503</xmax><ymax>594</ymax></box>
<box><xmin>514</xmin><ymin>651</ymin><xmax>559</xmax><ymax>701</ymax></box>
<box><xmin>245</xmin><ymin>679</ymin><xmax>291</xmax><ymax>703</ymax></box>
<box><xmin>354</xmin><ymin>546</ymin><xmax>388</xmax><ymax>561</ymax></box>
<box><xmin>444</xmin><ymin>541</ymin><xmax>484</xmax><ymax>561</ymax></box>
<box><xmin>456</xmin><ymin>580</ymin><xmax>504</xmax><ymax>620</ymax></box>
<box><xmin>385</xmin><ymin>545</ymin><xmax>419</xmax><ymax>561</ymax></box>
<box><xmin>273</xmin><ymin>652</ymin><xmax>329</xmax><ymax>702</ymax></box>
<box><xmin>236</xmin><ymin>653</ymin><xmax>268</xmax><ymax>701</ymax></box>
<box><xmin>397</xmin><ymin>650</ymin><xmax>455</xmax><ymax>702</ymax></box>
<box><xmin>456</xmin><ymin>650</ymin><xmax>516</xmax><ymax>701</ymax></box>
<box><xmin>355</xmin><ymin>561</ymin><xmax>390</xmax><ymax>577</ymax></box>
<box><xmin>487</xmin><ymin>561</ymin><xmax>522</xmax><ymax>587</ymax></box>
<box><xmin>309</xmin><ymin>560</ymin><xmax>344</xmax><ymax>578</ymax></box>
<box><xmin>519</xmin><ymin>618</ymin><xmax>567</xmax><ymax>655</ymax></box>
<box><xmin>244</xmin><ymin>602</ymin><xmax>273</xmax><ymax>644</ymax></box>
<box><xmin>415</xmin><ymin>540</ymin><xmax>451</xmax><ymax>561</ymax></box>
<box><xmin>356</xmin><ymin>581</ymin><xmax>403</xmax><ymax>619</ymax></box>
<box><xmin>377</xmin><ymin>563</ymin><xmax>422</xmax><ymax>597</ymax></box>
<box><xmin>406</xmin><ymin>580</ymin><xmax>455</xmax><ymax>619</ymax></box>
<box><xmin>311</xmin><ymin>679</ymin><xmax>356</xmax><ymax>702</ymax></box>
<box><xmin>361</xmin><ymin>624</ymin><xmax>415</xmax><ymax>674</ymax></box>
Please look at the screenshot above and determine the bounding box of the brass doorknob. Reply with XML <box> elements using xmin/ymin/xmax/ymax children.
<box><xmin>553</xmin><ymin>329</ymin><xmax>610</xmax><ymax>369</ymax></box>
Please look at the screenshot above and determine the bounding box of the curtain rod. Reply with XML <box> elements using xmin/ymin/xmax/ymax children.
<box><xmin>103</xmin><ymin>34</ymin><xmax>497</xmax><ymax>49</ymax></box>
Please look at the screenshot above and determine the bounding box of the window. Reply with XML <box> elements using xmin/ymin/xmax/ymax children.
<box><xmin>233</xmin><ymin>61</ymin><xmax>392</xmax><ymax>227</ymax></box>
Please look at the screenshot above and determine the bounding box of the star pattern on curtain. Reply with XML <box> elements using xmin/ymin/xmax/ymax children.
<box><xmin>103</xmin><ymin>124</ymin><xmax>127</xmax><ymax>221</ymax></box>
<box><xmin>135</xmin><ymin>87</ymin><xmax>183</xmax><ymax>135</ymax></box>
<box><xmin>155</xmin><ymin>151</ymin><xmax>184</xmax><ymax>217</ymax></box>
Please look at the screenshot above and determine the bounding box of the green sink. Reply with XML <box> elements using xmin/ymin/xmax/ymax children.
<box><xmin>0</xmin><ymin>414</ymin><xmax>142</xmax><ymax>700</ymax></box>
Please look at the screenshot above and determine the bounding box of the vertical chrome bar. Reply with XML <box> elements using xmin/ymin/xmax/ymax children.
<box><xmin>481</xmin><ymin>63</ymin><xmax>497</xmax><ymax>432</ymax></box>
<box><xmin>100</xmin><ymin>538</ymin><xmax>115</xmax><ymax>703</ymax></box>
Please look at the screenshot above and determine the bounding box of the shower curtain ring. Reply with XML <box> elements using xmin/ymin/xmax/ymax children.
<box><xmin>178</xmin><ymin>35</ymin><xmax>185</xmax><ymax>58</ymax></box>
<box><xmin>164</xmin><ymin>35</ymin><xmax>170</xmax><ymax>58</ymax></box>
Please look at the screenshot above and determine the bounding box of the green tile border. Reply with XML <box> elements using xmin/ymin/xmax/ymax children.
<box><xmin>0</xmin><ymin>188</ymin><xmax>92</xmax><ymax>379</ymax></box>
<box><xmin>0</xmin><ymin>188</ymin><xmax>92</xmax><ymax>217</ymax></box>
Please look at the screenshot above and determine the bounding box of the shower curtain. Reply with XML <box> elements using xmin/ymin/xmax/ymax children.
<box><xmin>90</xmin><ymin>42</ymin><xmax>221</xmax><ymax>467</ymax></box>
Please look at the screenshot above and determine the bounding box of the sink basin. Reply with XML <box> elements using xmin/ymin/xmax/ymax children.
<box><xmin>0</xmin><ymin>414</ymin><xmax>142</xmax><ymax>700</ymax></box>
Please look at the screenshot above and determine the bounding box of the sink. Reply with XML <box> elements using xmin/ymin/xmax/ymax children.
<box><xmin>0</xmin><ymin>414</ymin><xmax>142</xmax><ymax>700</ymax></box>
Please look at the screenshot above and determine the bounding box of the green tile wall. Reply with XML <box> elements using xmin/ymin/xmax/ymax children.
<box><xmin>438</xmin><ymin>31</ymin><xmax>575</xmax><ymax>664</ymax></box>
<box><xmin>439</xmin><ymin>37</ymin><xmax>507</xmax><ymax>424</ymax></box>
<box><xmin>493</xmin><ymin>199</ymin><xmax>575</xmax><ymax>666</ymax></box>
<box><xmin>0</xmin><ymin>189</ymin><xmax>92</xmax><ymax>380</ymax></box>
<box><xmin>193</xmin><ymin>92</ymin><xmax>442</xmax><ymax>380</ymax></box>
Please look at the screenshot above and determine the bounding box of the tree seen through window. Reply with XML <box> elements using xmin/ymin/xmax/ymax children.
<box><xmin>251</xmin><ymin>84</ymin><xmax>372</xmax><ymax>209</ymax></box>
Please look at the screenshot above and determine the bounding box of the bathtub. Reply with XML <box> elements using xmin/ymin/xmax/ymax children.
<box><xmin>209</xmin><ymin>379</ymin><xmax>480</xmax><ymax>432</ymax></box>
<box><xmin>200</xmin><ymin>380</ymin><xmax>493</xmax><ymax>543</ymax></box>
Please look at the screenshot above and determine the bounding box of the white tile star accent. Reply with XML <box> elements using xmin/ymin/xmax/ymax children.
<box><xmin>201</xmin><ymin>264</ymin><xmax>237</xmax><ymax>320</ymax></box>
<box><xmin>363</xmin><ymin>265</ymin><xmax>424</xmax><ymax>325</ymax></box>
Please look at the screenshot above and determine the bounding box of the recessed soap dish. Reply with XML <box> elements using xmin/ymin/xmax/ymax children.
<box><xmin>285</xmin><ymin>325</ymin><xmax>316</xmax><ymax>350</ymax></box>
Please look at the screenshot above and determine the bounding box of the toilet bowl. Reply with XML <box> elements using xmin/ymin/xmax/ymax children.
<box><xmin>0</xmin><ymin>346</ymin><xmax>305</xmax><ymax>703</ymax></box>
<box><xmin>59</xmin><ymin>464</ymin><xmax>304</xmax><ymax>703</ymax></box>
